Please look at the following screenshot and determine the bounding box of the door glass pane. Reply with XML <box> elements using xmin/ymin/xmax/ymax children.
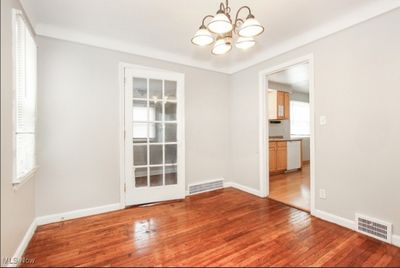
<box><xmin>149</xmin><ymin>123</ymin><xmax>163</xmax><ymax>143</ymax></box>
<box><xmin>165</xmin><ymin>102</ymin><xmax>177</xmax><ymax>121</ymax></box>
<box><xmin>133</xmin><ymin>123</ymin><xmax>148</xmax><ymax>143</ymax></box>
<box><xmin>150</xmin><ymin>166</ymin><xmax>163</xmax><ymax>187</ymax></box>
<box><xmin>135</xmin><ymin>167</ymin><xmax>148</xmax><ymax>187</ymax></box>
<box><xmin>164</xmin><ymin>80</ymin><xmax>177</xmax><ymax>101</ymax></box>
<box><xmin>150</xmin><ymin>145</ymin><xmax>163</xmax><ymax>165</ymax></box>
<box><xmin>149</xmin><ymin>79</ymin><xmax>162</xmax><ymax>100</ymax></box>
<box><xmin>165</xmin><ymin>165</ymin><xmax>177</xmax><ymax>185</ymax></box>
<box><xmin>165</xmin><ymin>123</ymin><xmax>177</xmax><ymax>142</ymax></box>
<box><xmin>165</xmin><ymin>144</ymin><xmax>177</xmax><ymax>164</ymax></box>
<box><xmin>150</xmin><ymin>101</ymin><xmax>162</xmax><ymax>121</ymax></box>
<box><xmin>132</xmin><ymin>100</ymin><xmax>148</xmax><ymax>122</ymax></box>
<box><xmin>133</xmin><ymin>78</ymin><xmax>147</xmax><ymax>99</ymax></box>
<box><xmin>133</xmin><ymin>145</ymin><xmax>147</xmax><ymax>166</ymax></box>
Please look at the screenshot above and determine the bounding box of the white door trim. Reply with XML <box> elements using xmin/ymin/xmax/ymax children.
<box><xmin>119</xmin><ymin>62</ymin><xmax>185</xmax><ymax>207</ymax></box>
<box><xmin>258</xmin><ymin>54</ymin><xmax>316</xmax><ymax>214</ymax></box>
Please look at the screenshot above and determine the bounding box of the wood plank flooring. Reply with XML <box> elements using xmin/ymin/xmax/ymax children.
<box><xmin>22</xmin><ymin>188</ymin><xmax>400</xmax><ymax>267</ymax></box>
<box><xmin>269</xmin><ymin>164</ymin><xmax>310</xmax><ymax>211</ymax></box>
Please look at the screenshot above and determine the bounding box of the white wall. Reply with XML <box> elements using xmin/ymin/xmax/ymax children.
<box><xmin>36</xmin><ymin>37</ymin><xmax>230</xmax><ymax>216</ymax></box>
<box><xmin>229</xmin><ymin>9</ymin><xmax>400</xmax><ymax>235</ymax></box>
<box><xmin>1</xmin><ymin>0</ymin><xmax>36</xmax><ymax>260</ymax></box>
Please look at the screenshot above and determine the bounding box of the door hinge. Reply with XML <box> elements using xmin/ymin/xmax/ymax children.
<box><xmin>124</xmin><ymin>183</ymin><xmax>126</xmax><ymax>193</ymax></box>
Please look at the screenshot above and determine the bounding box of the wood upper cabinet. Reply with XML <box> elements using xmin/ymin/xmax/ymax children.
<box><xmin>268</xmin><ymin>90</ymin><xmax>290</xmax><ymax>120</ymax></box>
<box><xmin>269</xmin><ymin>141</ymin><xmax>287</xmax><ymax>173</ymax></box>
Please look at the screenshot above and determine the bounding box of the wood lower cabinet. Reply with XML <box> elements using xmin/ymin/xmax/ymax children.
<box><xmin>269</xmin><ymin>142</ymin><xmax>277</xmax><ymax>172</ymax></box>
<box><xmin>269</xmin><ymin>141</ymin><xmax>287</xmax><ymax>174</ymax></box>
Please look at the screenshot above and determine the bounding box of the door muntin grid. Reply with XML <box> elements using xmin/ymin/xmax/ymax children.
<box><xmin>132</xmin><ymin>78</ymin><xmax>178</xmax><ymax>188</ymax></box>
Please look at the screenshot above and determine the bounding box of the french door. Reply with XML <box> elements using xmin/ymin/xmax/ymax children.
<box><xmin>124</xmin><ymin>67</ymin><xmax>185</xmax><ymax>206</ymax></box>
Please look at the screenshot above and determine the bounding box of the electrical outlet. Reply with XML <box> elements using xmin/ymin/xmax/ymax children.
<box><xmin>319</xmin><ymin>189</ymin><xmax>327</xmax><ymax>199</ymax></box>
<box><xmin>319</xmin><ymin>116</ymin><xmax>327</xmax><ymax>125</ymax></box>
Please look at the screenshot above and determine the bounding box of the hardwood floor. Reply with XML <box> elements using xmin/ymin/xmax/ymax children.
<box><xmin>22</xmin><ymin>188</ymin><xmax>400</xmax><ymax>267</ymax></box>
<box><xmin>269</xmin><ymin>164</ymin><xmax>310</xmax><ymax>211</ymax></box>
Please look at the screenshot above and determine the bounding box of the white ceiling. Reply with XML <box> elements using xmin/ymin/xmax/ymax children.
<box><xmin>268</xmin><ymin>63</ymin><xmax>309</xmax><ymax>94</ymax></box>
<box><xmin>20</xmin><ymin>0</ymin><xmax>400</xmax><ymax>73</ymax></box>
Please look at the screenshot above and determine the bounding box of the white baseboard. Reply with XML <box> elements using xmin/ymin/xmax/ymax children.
<box><xmin>8</xmin><ymin>220</ymin><xmax>37</xmax><ymax>267</ymax></box>
<box><xmin>36</xmin><ymin>203</ymin><xmax>123</xmax><ymax>226</ymax></box>
<box><xmin>312</xmin><ymin>209</ymin><xmax>356</xmax><ymax>231</ymax></box>
<box><xmin>225</xmin><ymin>181</ymin><xmax>263</xmax><ymax>197</ymax></box>
<box><xmin>392</xmin><ymin>234</ymin><xmax>400</xmax><ymax>247</ymax></box>
<box><xmin>313</xmin><ymin>209</ymin><xmax>399</xmax><ymax>248</ymax></box>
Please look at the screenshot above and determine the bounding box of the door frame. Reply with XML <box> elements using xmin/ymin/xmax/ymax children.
<box><xmin>258</xmin><ymin>54</ymin><xmax>316</xmax><ymax>214</ymax></box>
<box><xmin>118</xmin><ymin>62</ymin><xmax>185</xmax><ymax>208</ymax></box>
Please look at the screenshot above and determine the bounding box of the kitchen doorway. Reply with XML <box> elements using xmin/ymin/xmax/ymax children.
<box><xmin>258</xmin><ymin>55</ymin><xmax>315</xmax><ymax>213</ymax></box>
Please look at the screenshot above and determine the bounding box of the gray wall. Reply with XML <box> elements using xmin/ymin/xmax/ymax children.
<box><xmin>1</xmin><ymin>0</ymin><xmax>36</xmax><ymax>260</ymax></box>
<box><xmin>229</xmin><ymin>9</ymin><xmax>400</xmax><ymax>235</ymax></box>
<box><xmin>36</xmin><ymin>37</ymin><xmax>230</xmax><ymax>216</ymax></box>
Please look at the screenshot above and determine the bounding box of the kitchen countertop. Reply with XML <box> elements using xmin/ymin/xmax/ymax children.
<box><xmin>268</xmin><ymin>136</ymin><xmax>303</xmax><ymax>142</ymax></box>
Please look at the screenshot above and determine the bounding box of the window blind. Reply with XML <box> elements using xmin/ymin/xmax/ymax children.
<box><xmin>14</xmin><ymin>11</ymin><xmax>37</xmax><ymax>181</ymax></box>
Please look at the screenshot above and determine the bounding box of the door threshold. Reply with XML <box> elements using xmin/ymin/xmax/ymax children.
<box><xmin>268</xmin><ymin>197</ymin><xmax>310</xmax><ymax>213</ymax></box>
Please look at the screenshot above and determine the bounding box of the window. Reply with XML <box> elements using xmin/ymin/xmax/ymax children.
<box><xmin>13</xmin><ymin>9</ymin><xmax>37</xmax><ymax>183</ymax></box>
<box><xmin>290</xmin><ymin>101</ymin><xmax>310</xmax><ymax>136</ymax></box>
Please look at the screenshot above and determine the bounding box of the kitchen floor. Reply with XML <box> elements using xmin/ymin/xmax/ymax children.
<box><xmin>269</xmin><ymin>163</ymin><xmax>310</xmax><ymax>211</ymax></box>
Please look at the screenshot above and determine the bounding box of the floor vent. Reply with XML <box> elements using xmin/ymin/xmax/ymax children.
<box><xmin>356</xmin><ymin>213</ymin><xmax>392</xmax><ymax>243</ymax></box>
<box><xmin>188</xmin><ymin>179</ymin><xmax>224</xmax><ymax>195</ymax></box>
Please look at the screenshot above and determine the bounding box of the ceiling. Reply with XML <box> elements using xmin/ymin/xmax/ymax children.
<box><xmin>20</xmin><ymin>0</ymin><xmax>400</xmax><ymax>73</ymax></box>
<box><xmin>268</xmin><ymin>63</ymin><xmax>309</xmax><ymax>94</ymax></box>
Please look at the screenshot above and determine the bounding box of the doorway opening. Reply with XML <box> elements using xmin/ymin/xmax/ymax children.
<box><xmin>258</xmin><ymin>55</ymin><xmax>315</xmax><ymax>213</ymax></box>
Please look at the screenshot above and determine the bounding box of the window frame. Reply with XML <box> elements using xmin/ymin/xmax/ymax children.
<box><xmin>290</xmin><ymin>100</ymin><xmax>311</xmax><ymax>137</ymax></box>
<box><xmin>11</xmin><ymin>8</ymin><xmax>38</xmax><ymax>185</ymax></box>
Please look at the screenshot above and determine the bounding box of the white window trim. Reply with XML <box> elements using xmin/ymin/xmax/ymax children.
<box><xmin>11</xmin><ymin>8</ymin><xmax>38</xmax><ymax>187</ymax></box>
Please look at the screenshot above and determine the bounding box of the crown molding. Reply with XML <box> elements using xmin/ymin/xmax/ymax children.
<box><xmin>227</xmin><ymin>1</ymin><xmax>400</xmax><ymax>74</ymax></box>
<box><xmin>35</xmin><ymin>23</ymin><xmax>231</xmax><ymax>74</ymax></box>
<box><xmin>33</xmin><ymin>1</ymin><xmax>399</xmax><ymax>75</ymax></box>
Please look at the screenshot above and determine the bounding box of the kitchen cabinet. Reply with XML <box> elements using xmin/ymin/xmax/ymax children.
<box><xmin>268</xmin><ymin>90</ymin><xmax>290</xmax><ymax>120</ymax></box>
<box><xmin>269</xmin><ymin>141</ymin><xmax>287</xmax><ymax>174</ymax></box>
<box><xmin>269</xmin><ymin>140</ymin><xmax>302</xmax><ymax>174</ymax></box>
<box><xmin>269</xmin><ymin>142</ymin><xmax>277</xmax><ymax>172</ymax></box>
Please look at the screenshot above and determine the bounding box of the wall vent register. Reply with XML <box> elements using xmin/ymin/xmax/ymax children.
<box><xmin>356</xmin><ymin>213</ymin><xmax>392</xmax><ymax>243</ymax></box>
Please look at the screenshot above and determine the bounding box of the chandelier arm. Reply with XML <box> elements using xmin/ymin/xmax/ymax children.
<box><xmin>233</xmin><ymin>6</ymin><xmax>252</xmax><ymax>29</ymax></box>
<box><xmin>201</xmin><ymin>15</ymin><xmax>215</xmax><ymax>27</ymax></box>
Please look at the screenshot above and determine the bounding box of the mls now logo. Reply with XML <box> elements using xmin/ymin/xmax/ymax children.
<box><xmin>3</xmin><ymin>257</ymin><xmax>35</xmax><ymax>266</ymax></box>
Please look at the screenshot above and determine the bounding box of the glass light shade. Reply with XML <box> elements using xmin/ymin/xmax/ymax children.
<box><xmin>235</xmin><ymin>37</ymin><xmax>256</xmax><ymax>49</ymax></box>
<box><xmin>238</xmin><ymin>17</ymin><xmax>264</xmax><ymax>37</ymax></box>
<box><xmin>207</xmin><ymin>13</ymin><xmax>233</xmax><ymax>34</ymax></box>
<box><xmin>191</xmin><ymin>28</ymin><xmax>214</xmax><ymax>46</ymax></box>
<box><xmin>212</xmin><ymin>37</ymin><xmax>232</xmax><ymax>55</ymax></box>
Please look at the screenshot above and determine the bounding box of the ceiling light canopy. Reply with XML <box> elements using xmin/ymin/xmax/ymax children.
<box><xmin>192</xmin><ymin>0</ymin><xmax>264</xmax><ymax>55</ymax></box>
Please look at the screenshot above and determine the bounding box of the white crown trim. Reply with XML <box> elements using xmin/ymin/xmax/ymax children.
<box><xmin>35</xmin><ymin>23</ymin><xmax>229</xmax><ymax>74</ymax></box>
<box><xmin>227</xmin><ymin>1</ymin><xmax>400</xmax><ymax>74</ymax></box>
<box><xmin>33</xmin><ymin>1</ymin><xmax>399</xmax><ymax>75</ymax></box>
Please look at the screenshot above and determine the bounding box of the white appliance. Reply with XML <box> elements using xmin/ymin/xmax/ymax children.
<box><xmin>287</xmin><ymin>140</ymin><xmax>301</xmax><ymax>171</ymax></box>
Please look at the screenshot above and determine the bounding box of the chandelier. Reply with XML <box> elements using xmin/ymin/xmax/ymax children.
<box><xmin>191</xmin><ymin>0</ymin><xmax>264</xmax><ymax>55</ymax></box>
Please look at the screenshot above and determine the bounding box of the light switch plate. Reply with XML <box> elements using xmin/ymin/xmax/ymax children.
<box><xmin>320</xmin><ymin>116</ymin><xmax>327</xmax><ymax>125</ymax></box>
